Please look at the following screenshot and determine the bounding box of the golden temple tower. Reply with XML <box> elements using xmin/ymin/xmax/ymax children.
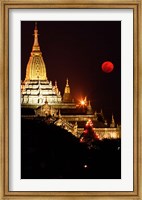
<box><xmin>21</xmin><ymin>23</ymin><xmax>62</xmax><ymax>106</ymax></box>
<box><xmin>63</xmin><ymin>78</ymin><xmax>72</xmax><ymax>102</ymax></box>
<box><xmin>25</xmin><ymin>22</ymin><xmax>47</xmax><ymax>81</ymax></box>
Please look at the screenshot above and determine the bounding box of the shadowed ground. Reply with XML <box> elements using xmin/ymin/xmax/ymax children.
<box><xmin>21</xmin><ymin>117</ymin><xmax>121</xmax><ymax>179</ymax></box>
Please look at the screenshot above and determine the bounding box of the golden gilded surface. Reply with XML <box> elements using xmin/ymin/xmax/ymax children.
<box><xmin>25</xmin><ymin>23</ymin><xmax>47</xmax><ymax>81</ymax></box>
<box><xmin>63</xmin><ymin>78</ymin><xmax>72</xmax><ymax>102</ymax></box>
<box><xmin>21</xmin><ymin>24</ymin><xmax>63</xmax><ymax>106</ymax></box>
<box><xmin>64</xmin><ymin>78</ymin><xmax>70</xmax><ymax>94</ymax></box>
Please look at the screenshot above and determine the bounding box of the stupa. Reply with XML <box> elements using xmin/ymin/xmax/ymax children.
<box><xmin>21</xmin><ymin>22</ymin><xmax>62</xmax><ymax>107</ymax></box>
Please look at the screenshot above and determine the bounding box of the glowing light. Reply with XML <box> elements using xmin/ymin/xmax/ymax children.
<box><xmin>80</xmin><ymin>138</ymin><xmax>84</xmax><ymax>143</ymax></box>
<box><xmin>84</xmin><ymin>164</ymin><xmax>88</xmax><ymax>168</ymax></box>
<box><xmin>84</xmin><ymin>130</ymin><xmax>88</xmax><ymax>134</ymax></box>
<box><xmin>80</xmin><ymin>100</ymin><xmax>85</xmax><ymax>105</ymax></box>
<box><xmin>86</xmin><ymin>119</ymin><xmax>93</xmax><ymax>127</ymax></box>
<box><xmin>79</xmin><ymin>97</ymin><xmax>87</xmax><ymax>107</ymax></box>
<box><xmin>94</xmin><ymin>133</ymin><xmax>100</xmax><ymax>140</ymax></box>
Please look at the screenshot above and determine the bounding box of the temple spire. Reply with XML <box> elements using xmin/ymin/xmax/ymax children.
<box><xmin>54</xmin><ymin>80</ymin><xmax>59</xmax><ymax>94</ymax></box>
<box><xmin>66</xmin><ymin>78</ymin><xmax>69</xmax><ymax>86</ymax></box>
<box><xmin>87</xmin><ymin>100</ymin><xmax>93</xmax><ymax>114</ymax></box>
<box><xmin>63</xmin><ymin>78</ymin><xmax>72</xmax><ymax>102</ymax></box>
<box><xmin>64</xmin><ymin>78</ymin><xmax>70</xmax><ymax>94</ymax></box>
<box><xmin>112</xmin><ymin>114</ymin><xmax>115</xmax><ymax>123</ymax></box>
<box><xmin>110</xmin><ymin>114</ymin><xmax>115</xmax><ymax>128</ymax></box>
<box><xmin>25</xmin><ymin>22</ymin><xmax>47</xmax><ymax>81</ymax></box>
<box><xmin>32</xmin><ymin>22</ymin><xmax>40</xmax><ymax>53</ymax></box>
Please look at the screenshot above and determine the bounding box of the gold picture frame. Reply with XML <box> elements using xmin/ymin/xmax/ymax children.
<box><xmin>0</xmin><ymin>0</ymin><xmax>142</xmax><ymax>199</ymax></box>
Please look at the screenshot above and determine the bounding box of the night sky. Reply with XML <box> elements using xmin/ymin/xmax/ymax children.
<box><xmin>21</xmin><ymin>21</ymin><xmax>121</xmax><ymax>124</ymax></box>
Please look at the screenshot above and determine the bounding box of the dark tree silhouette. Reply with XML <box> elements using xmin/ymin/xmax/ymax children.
<box><xmin>21</xmin><ymin>117</ymin><xmax>121</xmax><ymax>179</ymax></box>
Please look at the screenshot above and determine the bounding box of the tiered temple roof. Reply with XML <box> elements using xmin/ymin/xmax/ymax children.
<box><xmin>21</xmin><ymin>23</ymin><xmax>62</xmax><ymax>106</ymax></box>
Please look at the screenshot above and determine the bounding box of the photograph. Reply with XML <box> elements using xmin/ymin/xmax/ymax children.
<box><xmin>21</xmin><ymin>21</ymin><xmax>121</xmax><ymax>179</ymax></box>
<box><xmin>1</xmin><ymin>0</ymin><xmax>141</xmax><ymax>198</ymax></box>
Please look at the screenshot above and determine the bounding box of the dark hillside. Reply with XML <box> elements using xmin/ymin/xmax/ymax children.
<box><xmin>21</xmin><ymin>118</ymin><xmax>121</xmax><ymax>179</ymax></box>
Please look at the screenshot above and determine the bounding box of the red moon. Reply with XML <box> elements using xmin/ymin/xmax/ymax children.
<box><xmin>102</xmin><ymin>61</ymin><xmax>114</xmax><ymax>73</ymax></box>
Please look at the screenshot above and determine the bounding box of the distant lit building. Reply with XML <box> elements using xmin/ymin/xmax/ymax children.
<box><xmin>21</xmin><ymin>23</ymin><xmax>121</xmax><ymax>139</ymax></box>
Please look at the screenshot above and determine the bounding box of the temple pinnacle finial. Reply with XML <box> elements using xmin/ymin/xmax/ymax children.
<box><xmin>112</xmin><ymin>114</ymin><xmax>115</xmax><ymax>123</ymax></box>
<box><xmin>55</xmin><ymin>80</ymin><xmax>57</xmax><ymax>86</ymax></box>
<box><xmin>54</xmin><ymin>80</ymin><xmax>59</xmax><ymax>94</ymax></box>
<box><xmin>25</xmin><ymin>23</ymin><xmax>47</xmax><ymax>81</ymax></box>
<box><xmin>32</xmin><ymin>22</ymin><xmax>40</xmax><ymax>52</ymax></box>
<box><xmin>64</xmin><ymin>78</ymin><xmax>70</xmax><ymax>93</ymax></box>
<box><xmin>87</xmin><ymin>100</ymin><xmax>93</xmax><ymax>114</ymax></box>
<box><xmin>110</xmin><ymin>113</ymin><xmax>115</xmax><ymax>128</ymax></box>
<box><xmin>63</xmin><ymin>78</ymin><xmax>72</xmax><ymax>102</ymax></box>
<box><xmin>66</xmin><ymin>78</ymin><xmax>69</xmax><ymax>86</ymax></box>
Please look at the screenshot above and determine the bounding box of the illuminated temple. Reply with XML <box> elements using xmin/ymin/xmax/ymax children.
<box><xmin>21</xmin><ymin>23</ymin><xmax>121</xmax><ymax>139</ymax></box>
